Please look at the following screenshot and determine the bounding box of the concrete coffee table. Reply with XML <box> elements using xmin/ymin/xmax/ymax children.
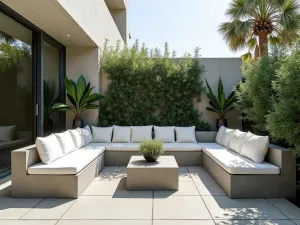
<box><xmin>127</xmin><ymin>155</ymin><xmax>179</xmax><ymax>191</ymax></box>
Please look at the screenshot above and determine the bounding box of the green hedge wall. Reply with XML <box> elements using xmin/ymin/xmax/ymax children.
<box><xmin>98</xmin><ymin>41</ymin><xmax>210</xmax><ymax>131</ymax></box>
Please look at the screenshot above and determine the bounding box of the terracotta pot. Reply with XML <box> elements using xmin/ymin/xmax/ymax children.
<box><xmin>73</xmin><ymin>118</ymin><xmax>83</xmax><ymax>128</ymax></box>
<box><xmin>143</xmin><ymin>154</ymin><xmax>160</xmax><ymax>162</ymax></box>
<box><xmin>216</xmin><ymin>119</ymin><xmax>227</xmax><ymax>129</ymax></box>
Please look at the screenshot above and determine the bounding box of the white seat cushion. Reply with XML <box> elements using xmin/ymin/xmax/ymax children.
<box><xmin>35</xmin><ymin>134</ymin><xmax>64</xmax><ymax>164</ymax></box>
<box><xmin>200</xmin><ymin>143</ymin><xmax>280</xmax><ymax>175</ymax></box>
<box><xmin>131</xmin><ymin>126</ymin><xmax>153</xmax><ymax>143</ymax></box>
<box><xmin>112</xmin><ymin>126</ymin><xmax>131</xmax><ymax>143</ymax></box>
<box><xmin>175</xmin><ymin>126</ymin><xmax>196</xmax><ymax>143</ymax></box>
<box><xmin>215</xmin><ymin>126</ymin><xmax>235</xmax><ymax>147</ymax></box>
<box><xmin>240</xmin><ymin>132</ymin><xmax>269</xmax><ymax>163</ymax></box>
<box><xmin>105</xmin><ymin>143</ymin><xmax>140</xmax><ymax>151</ymax></box>
<box><xmin>28</xmin><ymin>144</ymin><xmax>105</xmax><ymax>175</ymax></box>
<box><xmin>69</xmin><ymin>128</ymin><xmax>85</xmax><ymax>149</ymax></box>
<box><xmin>154</xmin><ymin>126</ymin><xmax>175</xmax><ymax>143</ymax></box>
<box><xmin>55</xmin><ymin>130</ymin><xmax>76</xmax><ymax>155</ymax></box>
<box><xmin>164</xmin><ymin>143</ymin><xmax>201</xmax><ymax>151</ymax></box>
<box><xmin>228</xmin><ymin>129</ymin><xmax>250</xmax><ymax>154</ymax></box>
<box><xmin>91</xmin><ymin>126</ymin><xmax>113</xmax><ymax>143</ymax></box>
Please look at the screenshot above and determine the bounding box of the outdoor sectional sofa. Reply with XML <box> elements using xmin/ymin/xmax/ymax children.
<box><xmin>11</xmin><ymin>125</ymin><xmax>296</xmax><ymax>199</ymax></box>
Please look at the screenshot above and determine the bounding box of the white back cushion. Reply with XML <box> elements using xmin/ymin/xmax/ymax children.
<box><xmin>215</xmin><ymin>126</ymin><xmax>235</xmax><ymax>147</ymax></box>
<box><xmin>80</xmin><ymin>126</ymin><xmax>92</xmax><ymax>145</ymax></box>
<box><xmin>36</xmin><ymin>134</ymin><xmax>64</xmax><ymax>164</ymax></box>
<box><xmin>131</xmin><ymin>126</ymin><xmax>153</xmax><ymax>143</ymax></box>
<box><xmin>92</xmin><ymin>126</ymin><xmax>113</xmax><ymax>143</ymax></box>
<box><xmin>240</xmin><ymin>132</ymin><xmax>269</xmax><ymax>163</ymax></box>
<box><xmin>0</xmin><ymin>125</ymin><xmax>16</xmax><ymax>141</ymax></box>
<box><xmin>175</xmin><ymin>126</ymin><xmax>196</xmax><ymax>143</ymax></box>
<box><xmin>228</xmin><ymin>129</ymin><xmax>249</xmax><ymax>154</ymax></box>
<box><xmin>112</xmin><ymin>126</ymin><xmax>131</xmax><ymax>143</ymax></box>
<box><xmin>55</xmin><ymin>130</ymin><xmax>76</xmax><ymax>155</ymax></box>
<box><xmin>69</xmin><ymin>128</ymin><xmax>85</xmax><ymax>149</ymax></box>
<box><xmin>154</xmin><ymin>126</ymin><xmax>175</xmax><ymax>143</ymax></box>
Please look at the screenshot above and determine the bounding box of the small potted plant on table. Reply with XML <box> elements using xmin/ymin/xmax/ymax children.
<box><xmin>139</xmin><ymin>140</ymin><xmax>165</xmax><ymax>162</ymax></box>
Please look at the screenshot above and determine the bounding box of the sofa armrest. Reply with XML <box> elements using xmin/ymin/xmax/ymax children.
<box><xmin>265</xmin><ymin>144</ymin><xmax>296</xmax><ymax>176</ymax></box>
<box><xmin>11</xmin><ymin>145</ymin><xmax>41</xmax><ymax>179</ymax></box>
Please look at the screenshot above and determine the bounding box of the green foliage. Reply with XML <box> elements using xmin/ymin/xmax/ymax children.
<box><xmin>266</xmin><ymin>49</ymin><xmax>300</xmax><ymax>156</ymax></box>
<box><xmin>206</xmin><ymin>77</ymin><xmax>236</xmax><ymax>119</ymax></box>
<box><xmin>219</xmin><ymin>0</ymin><xmax>300</xmax><ymax>56</ymax></box>
<box><xmin>52</xmin><ymin>75</ymin><xmax>102</xmax><ymax>118</ymax></box>
<box><xmin>235</xmin><ymin>56</ymin><xmax>279</xmax><ymax>134</ymax></box>
<box><xmin>139</xmin><ymin>140</ymin><xmax>165</xmax><ymax>155</ymax></box>
<box><xmin>44</xmin><ymin>80</ymin><xmax>58</xmax><ymax>119</ymax></box>
<box><xmin>0</xmin><ymin>42</ymin><xmax>31</xmax><ymax>71</ymax></box>
<box><xmin>99</xmin><ymin>40</ymin><xmax>210</xmax><ymax>131</ymax></box>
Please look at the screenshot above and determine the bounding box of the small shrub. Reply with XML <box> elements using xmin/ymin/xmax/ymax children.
<box><xmin>235</xmin><ymin>56</ymin><xmax>278</xmax><ymax>134</ymax></box>
<box><xmin>267</xmin><ymin>49</ymin><xmax>300</xmax><ymax>156</ymax></box>
<box><xmin>99</xmin><ymin>40</ymin><xmax>210</xmax><ymax>131</ymax></box>
<box><xmin>139</xmin><ymin>140</ymin><xmax>164</xmax><ymax>155</ymax></box>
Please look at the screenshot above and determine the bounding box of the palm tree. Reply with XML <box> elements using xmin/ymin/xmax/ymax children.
<box><xmin>219</xmin><ymin>0</ymin><xmax>300</xmax><ymax>59</ymax></box>
<box><xmin>0</xmin><ymin>31</ymin><xmax>15</xmax><ymax>44</ymax></box>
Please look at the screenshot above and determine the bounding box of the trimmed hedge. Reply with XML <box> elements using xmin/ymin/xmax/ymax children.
<box><xmin>98</xmin><ymin>41</ymin><xmax>210</xmax><ymax>131</ymax></box>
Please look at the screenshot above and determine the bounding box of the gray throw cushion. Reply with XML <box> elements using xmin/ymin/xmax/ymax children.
<box><xmin>0</xmin><ymin>125</ymin><xmax>16</xmax><ymax>142</ymax></box>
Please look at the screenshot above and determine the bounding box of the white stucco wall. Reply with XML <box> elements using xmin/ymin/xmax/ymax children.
<box><xmin>199</xmin><ymin>58</ymin><xmax>242</xmax><ymax>130</ymax></box>
<box><xmin>57</xmin><ymin>0</ymin><xmax>124</xmax><ymax>48</ymax></box>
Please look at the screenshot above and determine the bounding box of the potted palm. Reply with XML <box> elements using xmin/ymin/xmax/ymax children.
<box><xmin>206</xmin><ymin>77</ymin><xmax>236</xmax><ymax>129</ymax></box>
<box><xmin>52</xmin><ymin>75</ymin><xmax>102</xmax><ymax>128</ymax></box>
<box><xmin>139</xmin><ymin>140</ymin><xmax>165</xmax><ymax>162</ymax></box>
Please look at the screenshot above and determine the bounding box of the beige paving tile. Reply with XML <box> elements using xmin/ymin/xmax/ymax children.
<box><xmin>83</xmin><ymin>181</ymin><xmax>120</xmax><ymax>196</ymax></box>
<box><xmin>179</xmin><ymin>167</ymin><xmax>188</xmax><ymax>172</ymax></box>
<box><xmin>0</xmin><ymin>220</ymin><xmax>57</xmax><ymax>225</ymax></box>
<box><xmin>186</xmin><ymin>166</ymin><xmax>205</xmax><ymax>173</ymax></box>
<box><xmin>214</xmin><ymin>220</ymin><xmax>295</xmax><ymax>225</ymax></box>
<box><xmin>83</xmin><ymin>178</ymin><xmax>151</xmax><ymax>198</ymax></box>
<box><xmin>202</xmin><ymin>196</ymin><xmax>288</xmax><ymax>220</ymax></box>
<box><xmin>114</xmin><ymin>166</ymin><xmax>127</xmax><ymax>179</ymax></box>
<box><xmin>293</xmin><ymin>220</ymin><xmax>300</xmax><ymax>225</ymax></box>
<box><xmin>62</xmin><ymin>195</ymin><xmax>152</xmax><ymax>219</ymax></box>
<box><xmin>267</xmin><ymin>198</ymin><xmax>300</xmax><ymax>220</ymax></box>
<box><xmin>94</xmin><ymin>166</ymin><xmax>119</xmax><ymax>181</ymax></box>
<box><xmin>57</xmin><ymin>220</ymin><xmax>152</xmax><ymax>225</ymax></box>
<box><xmin>153</xmin><ymin>220</ymin><xmax>215</xmax><ymax>225</ymax></box>
<box><xmin>0</xmin><ymin>198</ymin><xmax>42</xmax><ymax>219</ymax></box>
<box><xmin>179</xmin><ymin>171</ymin><xmax>193</xmax><ymax>181</ymax></box>
<box><xmin>153</xmin><ymin>196</ymin><xmax>212</xmax><ymax>220</ymax></box>
<box><xmin>21</xmin><ymin>199</ymin><xmax>74</xmax><ymax>220</ymax></box>
<box><xmin>191</xmin><ymin>170</ymin><xmax>226</xmax><ymax>196</ymax></box>
<box><xmin>154</xmin><ymin>181</ymin><xmax>199</xmax><ymax>196</ymax></box>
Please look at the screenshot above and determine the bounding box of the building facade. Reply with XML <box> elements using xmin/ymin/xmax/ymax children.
<box><xmin>0</xmin><ymin>0</ymin><xmax>128</xmax><ymax>175</ymax></box>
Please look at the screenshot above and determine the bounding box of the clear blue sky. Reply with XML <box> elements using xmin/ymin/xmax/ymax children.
<box><xmin>128</xmin><ymin>0</ymin><xmax>244</xmax><ymax>58</ymax></box>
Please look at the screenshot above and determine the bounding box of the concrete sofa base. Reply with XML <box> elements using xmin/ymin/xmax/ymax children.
<box><xmin>203</xmin><ymin>144</ymin><xmax>296</xmax><ymax>199</ymax></box>
<box><xmin>11</xmin><ymin>145</ymin><xmax>104</xmax><ymax>198</ymax></box>
<box><xmin>105</xmin><ymin>151</ymin><xmax>202</xmax><ymax>166</ymax></box>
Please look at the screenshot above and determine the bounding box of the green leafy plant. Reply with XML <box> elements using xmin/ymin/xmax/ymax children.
<box><xmin>139</xmin><ymin>140</ymin><xmax>165</xmax><ymax>156</ymax></box>
<box><xmin>266</xmin><ymin>48</ymin><xmax>300</xmax><ymax>156</ymax></box>
<box><xmin>234</xmin><ymin>52</ymin><xmax>282</xmax><ymax>134</ymax></box>
<box><xmin>219</xmin><ymin>0</ymin><xmax>300</xmax><ymax>58</ymax></box>
<box><xmin>99</xmin><ymin>40</ymin><xmax>210</xmax><ymax>131</ymax></box>
<box><xmin>52</xmin><ymin>75</ymin><xmax>102</xmax><ymax>120</ymax></box>
<box><xmin>44</xmin><ymin>80</ymin><xmax>58</xmax><ymax>120</ymax></box>
<box><xmin>205</xmin><ymin>77</ymin><xmax>236</xmax><ymax>120</ymax></box>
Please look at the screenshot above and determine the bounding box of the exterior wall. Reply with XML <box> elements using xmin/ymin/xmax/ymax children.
<box><xmin>200</xmin><ymin>58</ymin><xmax>242</xmax><ymax>130</ymax></box>
<box><xmin>57</xmin><ymin>0</ymin><xmax>124</xmax><ymax>48</ymax></box>
<box><xmin>100</xmin><ymin>58</ymin><xmax>242</xmax><ymax>131</ymax></box>
<box><xmin>65</xmin><ymin>47</ymin><xmax>101</xmax><ymax>129</ymax></box>
<box><xmin>110</xmin><ymin>9</ymin><xmax>128</xmax><ymax>43</ymax></box>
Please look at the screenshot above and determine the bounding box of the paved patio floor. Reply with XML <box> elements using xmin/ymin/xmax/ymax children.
<box><xmin>0</xmin><ymin>166</ymin><xmax>300</xmax><ymax>225</ymax></box>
